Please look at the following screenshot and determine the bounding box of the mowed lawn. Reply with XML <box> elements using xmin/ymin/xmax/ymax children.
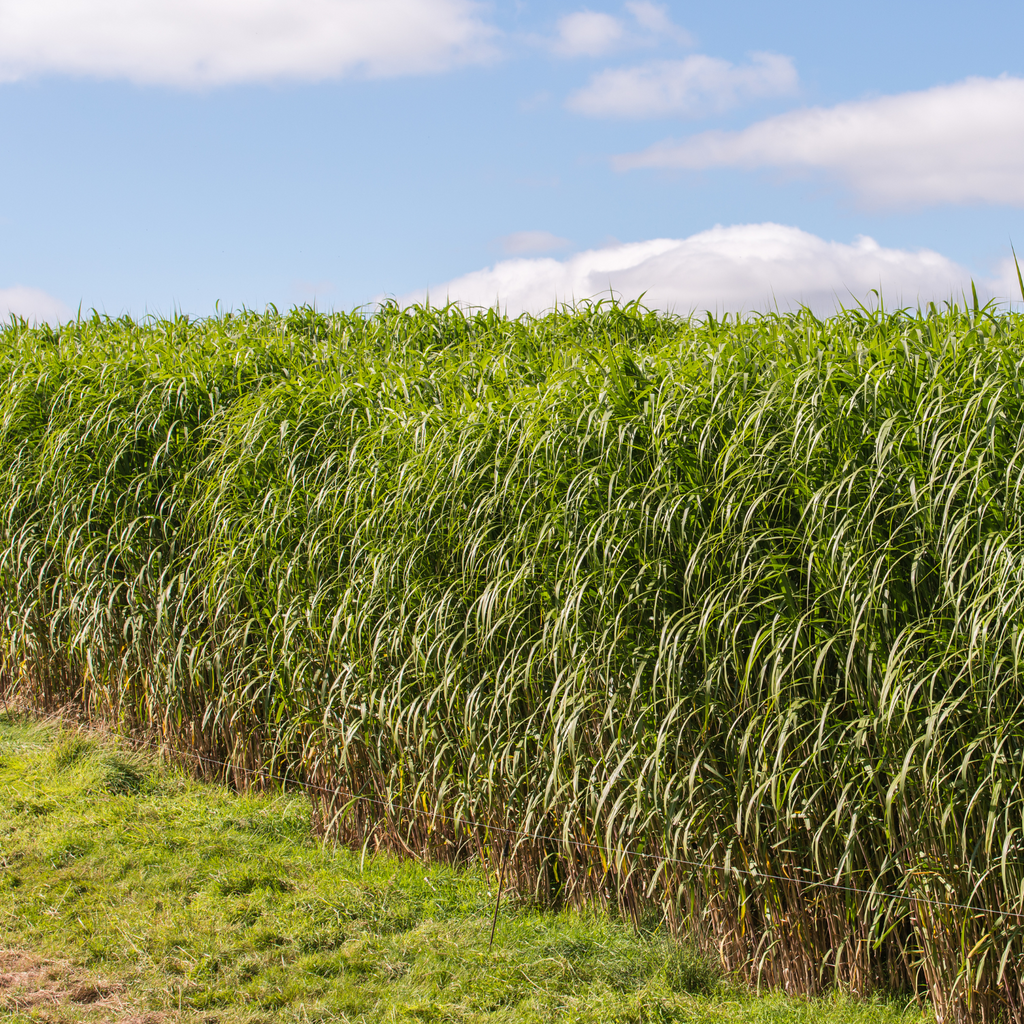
<box><xmin>0</xmin><ymin>712</ymin><xmax>927</xmax><ymax>1024</ymax></box>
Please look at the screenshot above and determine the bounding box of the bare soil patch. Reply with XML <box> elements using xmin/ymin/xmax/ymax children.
<box><xmin>0</xmin><ymin>949</ymin><xmax>162</xmax><ymax>1022</ymax></box>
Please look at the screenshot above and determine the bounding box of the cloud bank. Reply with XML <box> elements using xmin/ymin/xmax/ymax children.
<box><xmin>0</xmin><ymin>0</ymin><xmax>497</xmax><ymax>87</ymax></box>
<box><xmin>616</xmin><ymin>76</ymin><xmax>1024</xmax><ymax>207</ymax></box>
<box><xmin>568</xmin><ymin>52</ymin><xmax>797</xmax><ymax>118</ymax></box>
<box><xmin>1</xmin><ymin>285</ymin><xmax>72</xmax><ymax>324</ymax></box>
<box><xmin>405</xmin><ymin>223</ymin><xmax>1012</xmax><ymax>316</ymax></box>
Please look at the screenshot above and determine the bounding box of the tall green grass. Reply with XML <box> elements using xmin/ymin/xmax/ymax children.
<box><xmin>2</xmin><ymin>298</ymin><xmax>1024</xmax><ymax>1021</ymax></box>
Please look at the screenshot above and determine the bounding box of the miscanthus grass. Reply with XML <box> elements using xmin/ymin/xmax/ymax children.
<box><xmin>2</xmin><ymin>712</ymin><xmax>740</xmax><ymax>1024</ymax></box>
<box><xmin>1</xmin><ymin>296</ymin><xmax>1023</xmax><ymax>1021</ymax></box>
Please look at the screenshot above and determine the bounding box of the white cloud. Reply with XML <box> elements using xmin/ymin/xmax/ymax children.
<box><xmin>990</xmin><ymin>256</ymin><xmax>1024</xmax><ymax>306</ymax></box>
<box><xmin>567</xmin><ymin>51</ymin><xmax>797</xmax><ymax>118</ymax></box>
<box><xmin>552</xmin><ymin>11</ymin><xmax>625</xmax><ymax>58</ymax></box>
<box><xmin>0</xmin><ymin>285</ymin><xmax>72</xmax><ymax>324</ymax></box>
<box><xmin>0</xmin><ymin>0</ymin><xmax>497</xmax><ymax>87</ymax></box>
<box><xmin>616</xmin><ymin>75</ymin><xmax>1024</xmax><ymax>207</ymax></box>
<box><xmin>548</xmin><ymin>3</ymin><xmax>692</xmax><ymax>58</ymax></box>
<box><xmin>622</xmin><ymin>2</ymin><xmax>694</xmax><ymax>46</ymax></box>
<box><xmin>403</xmin><ymin>223</ymin><xmax>1003</xmax><ymax>316</ymax></box>
<box><xmin>499</xmin><ymin>231</ymin><xmax>572</xmax><ymax>255</ymax></box>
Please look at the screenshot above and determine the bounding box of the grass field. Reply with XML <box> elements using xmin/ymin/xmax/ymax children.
<box><xmin>0</xmin><ymin>711</ymin><xmax>929</xmax><ymax>1023</ymax></box>
<box><xmin>2</xmin><ymin>297</ymin><xmax>1024</xmax><ymax>1020</ymax></box>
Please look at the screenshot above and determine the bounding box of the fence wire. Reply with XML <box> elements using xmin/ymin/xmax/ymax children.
<box><xmin>157</xmin><ymin>744</ymin><xmax>1024</xmax><ymax>925</ymax></box>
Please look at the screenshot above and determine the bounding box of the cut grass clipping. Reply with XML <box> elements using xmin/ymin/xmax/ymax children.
<box><xmin>1</xmin><ymin>296</ymin><xmax>1023</xmax><ymax>1021</ymax></box>
<box><xmin>0</xmin><ymin>712</ymin><xmax>919</xmax><ymax>1023</ymax></box>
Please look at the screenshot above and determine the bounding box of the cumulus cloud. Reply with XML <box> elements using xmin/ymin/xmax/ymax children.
<box><xmin>990</xmin><ymin>257</ymin><xmax>1024</xmax><ymax>306</ymax></box>
<box><xmin>0</xmin><ymin>0</ymin><xmax>497</xmax><ymax>87</ymax></box>
<box><xmin>616</xmin><ymin>76</ymin><xmax>1024</xmax><ymax>207</ymax></box>
<box><xmin>403</xmin><ymin>223</ymin><xmax>1001</xmax><ymax>316</ymax></box>
<box><xmin>0</xmin><ymin>285</ymin><xmax>72</xmax><ymax>324</ymax></box>
<box><xmin>552</xmin><ymin>11</ymin><xmax>625</xmax><ymax>58</ymax></box>
<box><xmin>548</xmin><ymin>2</ymin><xmax>692</xmax><ymax>58</ymax></box>
<box><xmin>623</xmin><ymin>1</ymin><xmax>693</xmax><ymax>44</ymax></box>
<box><xmin>499</xmin><ymin>231</ymin><xmax>572</xmax><ymax>255</ymax></box>
<box><xmin>567</xmin><ymin>51</ymin><xmax>797</xmax><ymax>118</ymax></box>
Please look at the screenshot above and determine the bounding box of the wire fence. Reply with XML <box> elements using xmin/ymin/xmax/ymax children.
<box><xmin>153</xmin><ymin>743</ymin><xmax>1024</xmax><ymax>926</ymax></box>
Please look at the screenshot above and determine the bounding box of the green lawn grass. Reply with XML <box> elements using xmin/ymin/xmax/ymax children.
<box><xmin>0</xmin><ymin>711</ymin><xmax>928</xmax><ymax>1023</ymax></box>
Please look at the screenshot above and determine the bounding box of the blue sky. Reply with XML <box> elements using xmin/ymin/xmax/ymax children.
<box><xmin>1</xmin><ymin>0</ymin><xmax>1023</xmax><ymax>320</ymax></box>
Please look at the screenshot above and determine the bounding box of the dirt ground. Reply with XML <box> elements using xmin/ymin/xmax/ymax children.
<box><xmin>0</xmin><ymin>949</ymin><xmax>164</xmax><ymax>1023</ymax></box>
